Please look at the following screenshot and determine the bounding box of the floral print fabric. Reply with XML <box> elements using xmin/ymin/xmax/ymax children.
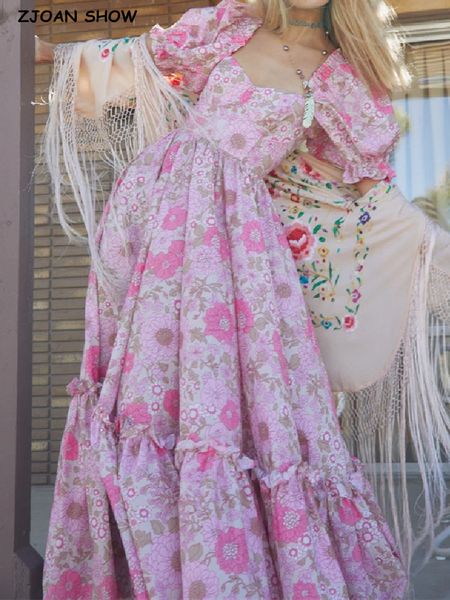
<box><xmin>43</xmin><ymin>0</ymin><xmax>408</xmax><ymax>598</ymax></box>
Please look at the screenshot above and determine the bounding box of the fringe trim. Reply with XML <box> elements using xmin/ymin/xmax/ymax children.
<box><xmin>34</xmin><ymin>33</ymin><xmax>202</xmax><ymax>299</ymax></box>
<box><xmin>340</xmin><ymin>220</ymin><xmax>450</xmax><ymax>578</ymax></box>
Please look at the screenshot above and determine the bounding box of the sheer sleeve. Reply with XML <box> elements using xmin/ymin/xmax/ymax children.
<box><xmin>309</xmin><ymin>50</ymin><xmax>401</xmax><ymax>185</ymax></box>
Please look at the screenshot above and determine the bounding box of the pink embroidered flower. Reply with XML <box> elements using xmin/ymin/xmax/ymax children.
<box><xmin>272</xmin><ymin>330</ymin><xmax>289</xmax><ymax>385</ymax></box>
<box><xmin>300</xmin><ymin>160</ymin><xmax>322</xmax><ymax>181</ymax></box>
<box><xmin>122</xmin><ymin>402</ymin><xmax>151</xmax><ymax>425</ymax></box>
<box><xmin>338</xmin><ymin>498</ymin><xmax>363</xmax><ymax>525</ymax></box>
<box><xmin>235</xmin><ymin>298</ymin><xmax>254</xmax><ymax>333</ymax></box>
<box><xmin>351</xmin><ymin>289</ymin><xmax>362</xmax><ymax>304</ymax></box>
<box><xmin>204</xmin><ymin>302</ymin><xmax>235</xmax><ymax>343</ymax></box>
<box><xmin>63</xmin><ymin>431</ymin><xmax>79</xmax><ymax>461</ymax></box>
<box><xmin>146</xmin><ymin>240</ymin><xmax>184</xmax><ymax>279</ymax></box>
<box><xmin>273</xmin><ymin>500</ymin><xmax>308</xmax><ymax>543</ymax></box>
<box><xmin>293</xmin><ymin>581</ymin><xmax>321</xmax><ymax>600</ymax></box>
<box><xmin>161</xmin><ymin>142</ymin><xmax>181</xmax><ymax>174</ymax></box>
<box><xmin>163</xmin><ymin>389</ymin><xmax>180</xmax><ymax>420</ymax></box>
<box><xmin>103</xmin><ymin>473</ymin><xmax>122</xmax><ymax>507</ymax></box>
<box><xmin>162</xmin><ymin>206</ymin><xmax>188</xmax><ymax>230</ymax></box>
<box><xmin>344</xmin><ymin>315</ymin><xmax>357</xmax><ymax>332</ymax></box>
<box><xmin>215</xmin><ymin>527</ymin><xmax>249</xmax><ymax>574</ymax></box>
<box><xmin>167</xmin><ymin>72</ymin><xmax>183</xmax><ymax>87</ymax></box>
<box><xmin>241</xmin><ymin>220</ymin><xmax>266</xmax><ymax>253</ymax></box>
<box><xmin>100</xmin><ymin>48</ymin><xmax>110</xmax><ymax>60</ymax></box>
<box><xmin>219</xmin><ymin>399</ymin><xmax>240</xmax><ymax>431</ymax></box>
<box><xmin>203</xmin><ymin>226</ymin><xmax>231</xmax><ymax>260</ymax></box>
<box><xmin>46</xmin><ymin>569</ymin><xmax>93</xmax><ymax>600</ymax></box>
<box><xmin>285</xmin><ymin>223</ymin><xmax>316</xmax><ymax>261</ymax></box>
<box><xmin>85</xmin><ymin>345</ymin><xmax>100</xmax><ymax>382</ymax></box>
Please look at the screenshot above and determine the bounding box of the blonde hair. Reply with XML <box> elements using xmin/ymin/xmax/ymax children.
<box><xmin>247</xmin><ymin>0</ymin><xmax>411</xmax><ymax>94</ymax></box>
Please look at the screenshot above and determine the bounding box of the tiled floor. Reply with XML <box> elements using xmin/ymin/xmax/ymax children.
<box><xmin>31</xmin><ymin>483</ymin><xmax>450</xmax><ymax>599</ymax></box>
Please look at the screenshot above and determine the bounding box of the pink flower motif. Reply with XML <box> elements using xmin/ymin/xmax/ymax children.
<box><xmin>338</xmin><ymin>498</ymin><xmax>363</xmax><ymax>525</ymax></box>
<box><xmin>161</xmin><ymin>142</ymin><xmax>181</xmax><ymax>174</ymax></box>
<box><xmin>318</xmin><ymin>64</ymin><xmax>333</xmax><ymax>81</ymax></box>
<box><xmin>351</xmin><ymin>289</ymin><xmax>362</xmax><ymax>304</ymax></box>
<box><xmin>272</xmin><ymin>330</ymin><xmax>289</xmax><ymax>385</ymax></box>
<box><xmin>203</xmin><ymin>226</ymin><xmax>231</xmax><ymax>260</ymax></box>
<box><xmin>162</xmin><ymin>206</ymin><xmax>188</xmax><ymax>230</ymax></box>
<box><xmin>239</xmin><ymin>88</ymin><xmax>254</xmax><ymax>104</ymax></box>
<box><xmin>85</xmin><ymin>345</ymin><xmax>100</xmax><ymax>382</ymax></box>
<box><xmin>146</xmin><ymin>240</ymin><xmax>184</xmax><ymax>280</ymax></box>
<box><xmin>163</xmin><ymin>389</ymin><xmax>179</xmax><ymax>420</ymax></box>
<box><xmin>121</xmin><ymin>351</ymin><xmax>135</xmax><ymax>373</ymax></box>
<box><xmin>215</xmin><ymin>527</ymin><xmax>249</xmax><ymax>574</ymax></box>
<box><xmin>344</xmin><ymin>315</ymin><xmax>357</xmax><ymax>332</ymax></box>
<box><xmin>45</xmin><ymin>569</ymin><xmax>93</xmax><ymax>600</ymax></box>
<box><xmin>300</xmin><ymin>160</ymin><xmax>322</xmax><ymax>181</ymax></box>
<box><xmin>128</xmin><ymin>261</ymin><xmax>146</xmax><ymax>296</ymax></box>
<box><xmin>103</xmin><ymin>473</ymin><xmax>122</xmax><ymax>507</ymax></box>
<box><xmin>216</xmin><ymin>6</ymin><xmax>226</xmax><ymax>21</ymax></box>
<box><xmin>100</xmin><ymin>48</ymin><xmax>110</xmax><ymax>60</ymax></box>
<box><xmin>63</xmin><ymin>431</ymin><xmax>79</xmax><ymax>461</ymax></box>
<box><xmin>235</xmin><ymin>298</ymin><xmax>254</xmax><ymax>333</ymax></box>
<box><xmin>122</xmin><ymin>402</ymin><xmax>151</xmax><ymax>425</ymax></box>
<box><xmin>340</xmin><ymin>62</ymin><xmax>358</xmax><ymax>77</ymax></box>
<box><xmin>293</xmin><ymin>581</ymin><xmax>321</xmax><ymax>600</ymax></box>
<box><xmin>284</xmin><ymin>223</ymin><xmax>316</xmax><ymax>261</ymax></box>
<box><xmin>373</xmin><ymin>95</ymin><xmax>394</xmax><ymax>114</ymax></box>
<box><xmin>219</xmin><ymin>399</ymin><xmax>240</xmax><ymax>431</ymax></box>
<box><xmin>166</xmin><ymin>29</ymin><xmax>188</xmax><ymax>47</ymax></box>
<box><xmin>156</xmin><ymin>48</ymin><xmax>170</xmax><ymax>61</ymax></box>
<box><xmin>197</xmin><ymin>447</ymin><xmax>217</xmax><ymax>472</ymax></box>
<box><xmin>273</xmin><ymin>500</ymin><xmax>308</xmax><ymax>543</ymax></box>
<box><xmin>204</xmin><ymin>302</ymin><xmax>235</xmax><ymax>344</ymax></box>
<box><xmin>241</xmin><ymin>220</ymin><xmax>266</xmax><ymax>253</ymax></box>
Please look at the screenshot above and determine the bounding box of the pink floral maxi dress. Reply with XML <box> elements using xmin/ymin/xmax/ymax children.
<box><xmin>42</xmin><ymin>0</ymin><xmax>408</xmax><ymax>598</ymax></box>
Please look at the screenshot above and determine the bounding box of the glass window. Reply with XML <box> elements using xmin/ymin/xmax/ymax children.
<box><xmin>393</xmin><ymin>39</ymin><xmax>450</xmax><ymax>230</ymax></box>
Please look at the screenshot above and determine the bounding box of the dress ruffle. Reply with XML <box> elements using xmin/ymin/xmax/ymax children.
<box><xmin>44</xmin><ymin>376</ymin><xmax>406</xmax><ymax>600</ymax></box>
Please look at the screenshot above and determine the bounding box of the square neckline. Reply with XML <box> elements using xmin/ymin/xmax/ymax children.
<box><xmin>227</xmin><ymin>22</ymin><xmax>341</xmax><ymax>101</ymax></box>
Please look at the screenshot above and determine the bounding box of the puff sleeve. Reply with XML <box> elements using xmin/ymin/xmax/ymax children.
<box><xmin>147</xmin><ymin>0</ymin><xmax>261</xmax><ymax>94</ymax></box>
<box><xmin>309</xmin><ymin>51</ymin><xmax>401</xmax><ymax>185</ymax></box>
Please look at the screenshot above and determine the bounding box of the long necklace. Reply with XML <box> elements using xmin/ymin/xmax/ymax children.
<box><xmin>281</xmin><ymin>33</ymin><xmax>330</xmax><ymax>129</ymax></box>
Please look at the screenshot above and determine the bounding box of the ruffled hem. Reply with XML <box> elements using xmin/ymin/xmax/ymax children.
<box><xmin>342</xmin><ymin>159</ymin><xmax>396</xmax><ymax>186</ymax></box>
<box><xmin>43</xmin><ymin>377</ymin><xmax>408</xmax><ymax>600</ymax></box>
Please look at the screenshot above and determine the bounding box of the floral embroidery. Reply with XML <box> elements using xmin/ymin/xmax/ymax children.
<box><xmin>97</xmin><ymin>36</ymin><xmax>133</xmax><ymax>60</ymax></box>
<box><xmin>267</xmin><ymin>150</ymin><xmax>388</xmax><ymax>332</ymax></box>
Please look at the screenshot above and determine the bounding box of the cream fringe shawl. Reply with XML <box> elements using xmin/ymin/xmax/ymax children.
<box><xmin>35</xmin><ymin>33</ymin><xmax>450</xmax><ymax>586</ymax></box>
